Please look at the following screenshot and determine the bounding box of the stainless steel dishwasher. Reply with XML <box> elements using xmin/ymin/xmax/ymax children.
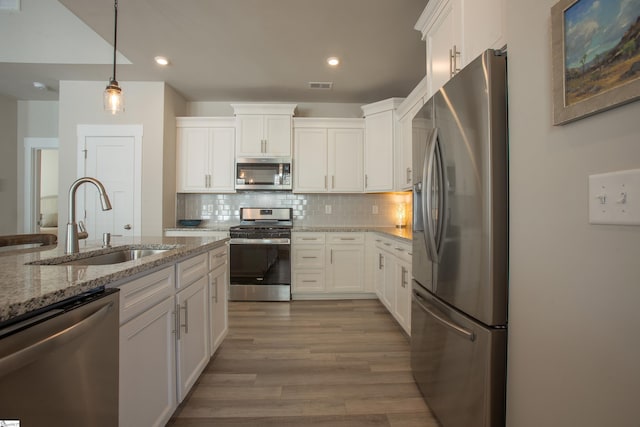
<box><xmin>0</xmin><ymin>287</ymin><xmax>119</xmax><ymax>426</ymax></box>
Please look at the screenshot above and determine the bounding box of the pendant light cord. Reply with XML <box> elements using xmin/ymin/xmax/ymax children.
<box><xmin>112</xmin><ymin>0</ymin><xmax>118</xmax><ymax>82</ymax></box>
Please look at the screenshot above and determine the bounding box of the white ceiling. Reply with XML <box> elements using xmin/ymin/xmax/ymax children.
<box><xmin>0</xmin><ymin>0</ymin><xmax>428</xmax><ymax>103</ymax></box>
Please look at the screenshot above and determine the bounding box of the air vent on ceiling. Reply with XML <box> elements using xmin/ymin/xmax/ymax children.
<box><xmin>308</xmin><ymin>82</ymin><xmax>333</xmax><ymax>90</ymax></box>
<box><xmin>0</xmin><ymin>0</ymin><xmax>20</xmax><ymax>11</ymax></box>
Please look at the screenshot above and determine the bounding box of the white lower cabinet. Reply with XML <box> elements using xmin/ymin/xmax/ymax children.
<box><xmin>371</xmin><ymin>234</ymin><xmax>412</xmax><ymax>334</ymax></box>
<box><xmin>119</xmin><ymin>296</ymin><xmax>176</xmax><ymax>427</ymax></box>
<box><xmin>175</xmin><ymin>275</ymin><xmax>209</xmax><ymax>402</ymax></box>
<box><xmin>292</xmin><ymin>232</ymin><xmax>367</xmax><ymax>297</ymax></box>
<box><xmin>326</xmin><ymin>233</ymin><xmax>365</xmax><ymax>292</ymax></box>
<box><xmin>208</xmin><ymin>245</ymin><xmax>229</xmax><ymax>355</ymax></box>
<box><xmin>117</xmin><ymin>247</ymin><xmax>229</xmax><ymax>426</ymax></box>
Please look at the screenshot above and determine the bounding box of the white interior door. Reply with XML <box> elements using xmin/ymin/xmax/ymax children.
<box><xmin>78</xmin><ymin>125</ymin><xmax>142</xmax><ymax>240</ymax></box>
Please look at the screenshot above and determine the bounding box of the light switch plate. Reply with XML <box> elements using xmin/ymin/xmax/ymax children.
<box><xmin>588</xmin><ymin>168</ymin><xmax>640</xmax><ymax>225</ymax></box>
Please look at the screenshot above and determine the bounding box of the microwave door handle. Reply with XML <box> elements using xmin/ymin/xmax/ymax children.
<box><xmin>424</xmin><ymin>128</ymin><xmax>439</xmax><ymax>264</ymax></box>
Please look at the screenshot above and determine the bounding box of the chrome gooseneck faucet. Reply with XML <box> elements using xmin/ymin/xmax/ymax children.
<box><xmin>65</xmin><ymin>177</ymin><xmax>113</xmax><ymax>254</ymax></box>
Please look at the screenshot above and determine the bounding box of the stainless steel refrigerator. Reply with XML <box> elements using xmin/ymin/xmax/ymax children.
<box><xmin>411</xmin><ymin>49</ymin><xmax>508</xmax><ymax>427</ymax></box>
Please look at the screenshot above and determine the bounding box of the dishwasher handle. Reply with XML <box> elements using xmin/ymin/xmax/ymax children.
<box><xmin>0</xmin><ymin>300</ymin><xmax>114</xmax><ymax>378</ymax></box>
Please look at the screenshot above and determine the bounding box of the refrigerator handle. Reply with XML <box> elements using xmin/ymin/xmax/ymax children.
<box><xmin>433</xmin><ymin>138</ymin><xmax>447</xmax><ymax>256</ymax></box>
<box><xmin>424</xmin><ymin>128</ymin><xmax>440</xmax><ymax>263</ymax></box>
<box><xmin>413</xmin><ymin>290</ymin><xmax>475</xmax><ymax>341</ymax></box>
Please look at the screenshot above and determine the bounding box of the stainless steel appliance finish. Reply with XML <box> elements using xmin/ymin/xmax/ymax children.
<box><xmin>411</xmin><ymin>49</ymin><xmax>508</xmax><ymax>427</ymax></box>
<box><xmin>0</xmin><ymin>288</ymin><xmax>119</xmax><ymax>426</ymax></box>
<box><xmin>229</xmin><ymin>207</ymin><xmax>292</xmax><ymax>301</ymax></box>
<box><xmin>236</xmin><ymin>157</ymin><xmax>292</xmax><ymax>190</ymax></box>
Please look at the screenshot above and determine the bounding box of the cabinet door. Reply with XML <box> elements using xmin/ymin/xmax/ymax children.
<box><xmin>236</xmin><ymin>115</ymin><xmax>265</xmax><ymax>156</ymax></box>
<box><xmin>364</xmin><ymin>112</ymin><xmax>394</xmax><ymax>192</ymax></box>
<box><xmin>395</xmin><ymin>259</ymin><xmax>412</xmax><ymax>334</ymax></box>
<box><xmin>264</xmin><ymin>115</ymin><xmax>292</xmax><ymax>156</ymax></box>
<box><xmin>177</xmin><ymin>127</ymin><xmax>210</xmax><ymax>192</ymax></box>
<box><xmin>384</xmin><ymin>253</ymin><xmax>397</xmax><ymax>315</ymax></box>
<box><xmin>327</xmin><ymin>245</ymin><xmax>364</xmax><ymax>292</ymax></box>
<box><xmin>176</xmin><ymin>276</ymin><xmax>209</xmax><ymax>402</ymax></box>
<box><xmin>329</xmin><ymin>128</ymin><xmax>363</xmax><ymax>192</ymax></box>
<box><xmin>209</xmin><ymin>263</ymin><xmax>228</xmax><ymax>355</ymax></box>
<box><xmin>461</xmin><ymin>0</ymin><xmax>506</xmax><ymax>66</ymax></box>
<box><xmin>119</xmin><ymin>297</ymin><xmax>176</xmax><ymax>427</ymax></box>
<box><xmin>294</xmin><ymin>128</ymin><xmax>328</xmax><ymax>192</ymax></box>
<box><xmin>397</xmin><ymin>100</ymin><xmax>425</xmax><ymax>190</ymax></box>
<box><xmin>209</xmin><ymin>127</ymin><xmax>236</xmax><ymax>192</ymax></box>
<box><xmin>373</xmin><ymin>248</ymin><xmax>386</xmax><ymax>302</ymax></box>
<box><xmin>426</xmin><ymin>0</ymin><xmax>460</xmax><ymax>95</ymax></box>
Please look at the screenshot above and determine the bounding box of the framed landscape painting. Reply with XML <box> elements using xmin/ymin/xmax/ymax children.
<box><xmin>551</xmin><ymin>0</ymin><xmax>640</xmax><ymax>125</ymax></box>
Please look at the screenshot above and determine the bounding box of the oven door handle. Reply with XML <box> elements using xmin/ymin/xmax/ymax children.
<box><xmin>229</xmin><ymin>238</ymin><xmax>290</xmax><ymax>245</ymax></box>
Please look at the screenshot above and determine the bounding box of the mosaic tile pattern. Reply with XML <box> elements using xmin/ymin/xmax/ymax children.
<box><xmin>177</xmin><ymin>192</ymin><xmax>412</xmax><ymax>227</ymax></box>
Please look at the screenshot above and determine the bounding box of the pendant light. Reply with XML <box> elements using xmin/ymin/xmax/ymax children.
<box><xmin>104</xmin><ymin>0</ymin><xmax>124</xmax><ymax>114</ymax></box>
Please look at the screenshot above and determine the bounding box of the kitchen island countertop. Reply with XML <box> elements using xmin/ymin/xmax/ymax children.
<box><xmin>0</xmin><ymin>235</ymin><xmax>228</xmax><ymax>324</ymax></box>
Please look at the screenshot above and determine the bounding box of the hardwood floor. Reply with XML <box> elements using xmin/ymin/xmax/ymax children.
<box><xmin>167</xmin><ymin>299</ymin><xmax>439</xmax><ymax>427</ymax></box>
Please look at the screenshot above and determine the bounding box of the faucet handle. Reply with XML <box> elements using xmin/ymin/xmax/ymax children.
<box><xmin>78</xmin><ymin>220</ymin><xmax>86</xmax><ymax>232</ymax></box>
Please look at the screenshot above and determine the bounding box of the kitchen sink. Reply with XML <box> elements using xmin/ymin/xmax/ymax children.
<box><xmin>27</xmin><ymin>245</ymin><xmax>178</xmax><ymax>266</ymax></box>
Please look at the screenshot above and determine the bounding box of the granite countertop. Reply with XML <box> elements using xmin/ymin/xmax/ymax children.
<box><xmin>0</xmin><ymin>235</ymin><xmax>228</xmax><ymax>324</ymax></box>
<box><xmin>292</xmin><ymin>226</ymin><xmax>412</xmax><ymax>242</ymax></box>
<box><xmin>165</xmin><ymin>225</ymin><xmax>412</xmax><ymax>242</ymax></box>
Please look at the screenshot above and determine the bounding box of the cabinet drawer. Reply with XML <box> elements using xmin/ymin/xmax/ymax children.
<box><xmin>327</xmin><ymin>232</ymin><xmax>365</xmax><ymax>244</ymax></box>
<box><xmin>119</xmin><ymin>266</ymin><xmax>175</xmax><ymax>324</ymax></box>
<box><xmin>293</xmin><ymin>246</ymin><xmax>325</xmax><ymax>268</ymax></box>
<box><xmin>293</xmin><ymin>270</ymin><xmax>325</xmax><ymax>292</ymax></box>
<box><xmin>177</xmin><ymin>253</ymin><xmax>208</xmax><ymax>289</ymax></box>
<box><xmin>293</xmin><ymin>232</ymin><xmax>325</xmax><ymax>244</ymax></box>
<box><xmin>208</xmin><ymin>245</ymin><xmax>227</xmax><ymax>271</ymax></box>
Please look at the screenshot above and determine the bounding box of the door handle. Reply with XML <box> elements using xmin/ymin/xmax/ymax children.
<box><xmin>124</xmin><ymin>224</ymin><xmax>132</xmax><ymax>230</ymax></box>
<box><xmin>414</xmin><ymin>291</ymin><xmax>475</xmax><ymax>341</ymax></box>
<box><xmin>424</xmin><ymin>128</ymin><xmax>439</xmax><ymax>263</ymax></box>
<box><xmin>181</xmin><ymin>300</ymin><xmax>189</xmax><ymax>334</ymax></box>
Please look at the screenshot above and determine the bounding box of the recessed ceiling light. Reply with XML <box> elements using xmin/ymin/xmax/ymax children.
<box><xmin>154</xmin><ymin>56</ymin><xmax>170</xmax><ymax>66</ymax></box>
<box><xmin>32</xmin><ymin>81</ymin><xmax>47</xmax><ymax>90</ymax></box>
<box><xmin>327</xmin><ymin>57</ymin><xmax>340</xmax><ymax>67</ymax></box>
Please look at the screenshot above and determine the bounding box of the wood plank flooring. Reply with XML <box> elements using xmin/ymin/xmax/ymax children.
<box><xmin>167</xmin><ymin>299</ymin><xmax>439</xmax><ymax>427</ymax></box>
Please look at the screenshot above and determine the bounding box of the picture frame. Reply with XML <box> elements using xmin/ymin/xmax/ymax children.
<box><xmin>551</xmin><ymin>0</ymin><xmax>640</xmax><ymax>125</ymax></box>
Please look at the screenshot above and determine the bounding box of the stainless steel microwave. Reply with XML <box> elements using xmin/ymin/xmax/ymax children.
<box><xmin>236</xmin><ymin>157</ymin><xmax>292</xmax><ymax>190</ymax></box>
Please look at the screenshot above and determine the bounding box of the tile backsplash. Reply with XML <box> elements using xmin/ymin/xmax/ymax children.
<box><xmin>177</xmin><ymin>192</ymin><xmax>412</xmax><ymax>227</ymax></box>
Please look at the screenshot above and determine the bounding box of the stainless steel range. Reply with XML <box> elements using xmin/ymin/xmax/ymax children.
<box><xmin>229</xmin><ymin>207</ymin><xmax>292</xmax><ymax>301</ymax></box>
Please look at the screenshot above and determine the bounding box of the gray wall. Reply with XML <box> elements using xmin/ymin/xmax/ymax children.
<box><xmin>16</xmin><ymin>100</ymin><xmax>59</xmax><ymax>232</ymax></box>
<box><xmin>506</xmin><ymin>1</ymin><xmax>640</xmax><ymax>426</ymax></box>
<box><xmin>57</xmin><ymin>80</ymin><xmax>171</xmax><ymax>238</ymax></box>
<box><xmin>163</xmin><ymin>84</ymin><xmax>189</xmax><ymax>229</ymax></box>
<box><xmin>0</xmin><ymin>95</ymin><xmax>18</xmax><ymax>234</ymax></box>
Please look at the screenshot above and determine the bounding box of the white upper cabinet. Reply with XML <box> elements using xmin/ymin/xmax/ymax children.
<box><xmin>232</xmin><ymin>104</ymin><xmax>296</xmax><ymax>157</ymax></box>
<box><xmin>294</xmin><ymin>127</ymin><xmax>328</xmax><ymax>192</ymax></box>
<box><xmin>176</xmin><ymin>118</ymin><xmax>235</xmax><ymax>193</ymax></box>
<box><xmin>416</xmin><ymin>0</ymin><xmax>506</xmax><ymax>95</ymax></box>
<box><xmin>293</xmin><ymin>118</ymin><xmax>364</xmax><ymax>193</ymax></box>
<box><xmin>328</xmin><ymin>128</ymin><xmax>364</xmax><ymax>192</ymax></box>
<box><xmin>362</xmin><ymin>98</ymin><xmax>404</xmax><ymax>193</ymax></box>
<box><xmin>395</xmin><ymin>76</ymin><xmax>428</xmax><ymax>190</ymax></box>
